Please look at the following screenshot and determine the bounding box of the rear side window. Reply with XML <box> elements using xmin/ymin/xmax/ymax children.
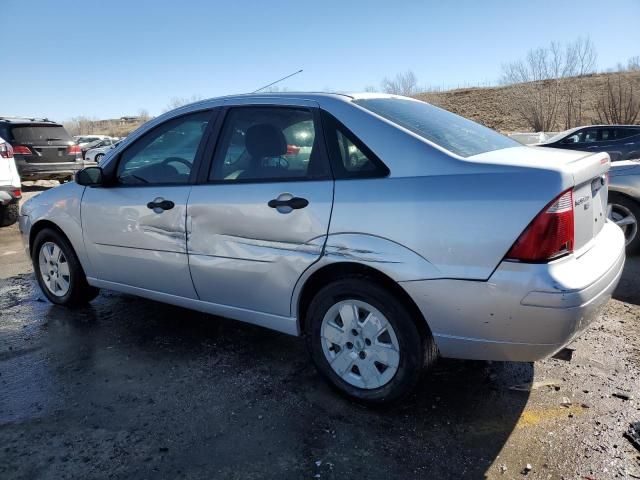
<box><xmin>615</xmin><ymin>128</ymin><xmax>640</xmax><ymax>140</ymax></box>
<box><xmin>11</xmin><ymin>125</ymin><xmax>72</xmax><ymax>144</ymax></box>
<box><xmin>353</xmin><ymin>98</ymin><xmax>519</xmax><ymax>157</ymax></box>
<box><xmin>321</xmin><ymin>111</ymin><xmax>389</xmax><ymax>178</ymax></box>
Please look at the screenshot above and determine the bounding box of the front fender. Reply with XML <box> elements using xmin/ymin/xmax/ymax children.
<box><xmin>21</xmin><ymin>183</ymin><xmax>94</xmax><ymax>277</ymax></box>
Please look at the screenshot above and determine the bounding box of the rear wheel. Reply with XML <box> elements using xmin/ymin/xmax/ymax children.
<box><xmin>608</xmin><ymin>193</ymin><xmax>640</xmax><ymax>254</ymax></box>
<box><xmin>32</xmin><ymin>228</ymin><xmax>99</xmax><ymax>306</ymax></box>
<box><xmin>0</xmin><ymin>203</ymin><xmax>19</xmax><ymax>227</ymax></box>
<box><xmin>306</xmin><ymin>277</ymin><xmax>436</xmax><ymax>404</ymax></box>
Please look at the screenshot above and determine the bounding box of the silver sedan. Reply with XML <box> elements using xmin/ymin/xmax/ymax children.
<box><xmin>608</xmin><ymin>159</ymin><xmax>640</xmax><ymax>253</ymax></box>
<box><xmin>19</xmin><ymin>93</ymin><xmax>625</xmax><ymax>403</ymax></box>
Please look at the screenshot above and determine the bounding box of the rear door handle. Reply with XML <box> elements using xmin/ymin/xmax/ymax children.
<box><xmin>268</xmin><ymin>196</ymin><xmax>309</xmax><ymax>210</ymax></box>
<box><xmin>147</xmin><ymin>197</ymin><xmax>175</xmax><ymax>212</ymax></box>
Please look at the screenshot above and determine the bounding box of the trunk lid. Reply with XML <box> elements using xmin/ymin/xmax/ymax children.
<box><xmin>470</xmin><ymin>145</ymin><xmax>610</xmax><ymax>254</ymax></box>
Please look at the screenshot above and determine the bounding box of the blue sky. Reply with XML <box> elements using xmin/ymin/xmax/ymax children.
<box><xmin>2</xmin><ymin>0</ymin><xmax>639</xmax><ymax>121</ymax></box>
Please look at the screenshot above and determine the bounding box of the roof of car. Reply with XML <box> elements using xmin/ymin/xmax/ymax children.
<box><xmin>0</xmin><ymin>116</ymin><xmax>60</xmax><ymax>125</ymax></box>
<box><xmin>185</xmin><ymin>91</ymin><xmax>402</xmax><ymax>107</ymax></box>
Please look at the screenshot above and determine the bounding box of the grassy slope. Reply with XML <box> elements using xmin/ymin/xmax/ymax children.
<box><xmin>414</xmin><ymin>71</ymin><xmax>640</xmax><ymax>132</ymax></box>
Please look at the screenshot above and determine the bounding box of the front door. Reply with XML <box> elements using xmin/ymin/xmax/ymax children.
<box><xmin>82</xmin><ymin>110</ymin><xmax>213</xmax><ymax>298</ymax></box>
<box><xmin>187</xmin><ymin>104</ymin><xmax>334</xmax><ymax>317</ymax></box>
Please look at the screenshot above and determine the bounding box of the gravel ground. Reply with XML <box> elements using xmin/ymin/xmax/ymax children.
<box><xmin>0</xmin><ymin>184</ymin><xmax>639</xmax><ymax>479</ymax></box>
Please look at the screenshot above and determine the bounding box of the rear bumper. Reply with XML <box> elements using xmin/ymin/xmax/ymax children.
<box><xmin>401</xmin><ymin>221</ymin><xmax>626</xmax><ymax>362</ymax></box>
<box><xmin>0</xmin><ymin>185</ymin><xmax>21</xmax><ymax>206</ymax></box>
<box><xmin>15</xmin><ymin>160</ymin><xmax>85</xmax><ymax>180</ymax></box>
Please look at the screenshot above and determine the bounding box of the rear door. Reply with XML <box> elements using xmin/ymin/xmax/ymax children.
<box><xmin>9</xmin><ymin>124</ymin><xmax>78</xmax><ymax>165</ymax></box>
<box><xmin>82</xmin><ymin>110</ymin><xmax>215</xmax><ymax>297</ymax></box>
<box><xmin>187</xmin><ymin>101</ymin><xmax>334</xmax><ymax>317</ymax></box>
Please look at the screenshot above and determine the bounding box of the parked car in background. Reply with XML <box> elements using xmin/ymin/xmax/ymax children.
<box><xmin>19</xmin><ymin>93</ymin><xmax>625</xmax><ymax>403</ymax></box>
<box><xmin>608</xmin><ymin>159</ymin><xmax>640</xmax><ymax>253</ymax></box>
<box><xmin>80</xmin><ymin>137</ymin><xmax>119</xmax><ymax>159</ymax></box>
<box><xmin>0</xmin><ymin>117</ymin><xmax>83</xmax><ymax>181</ymax></box>
<box><xmin>75</xmin><ymin>135</ymin><xmax>111</xmax><ymax>146</ymax></box>
<box><xmin>537</xmin><ymin>125</ymin><xmax>640</xmax><ymax>161</ymax></box>
<box><xmin>0</xmin><ymin>136</ymin><xmax>22</xmax><ymax>227</ymax></box>
<box><xmin>85</xmin><ymin>140</ymin><xmax>122</xmax><ymax>163</ymax></box>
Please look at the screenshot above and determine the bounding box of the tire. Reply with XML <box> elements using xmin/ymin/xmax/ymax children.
<box><xmin>32</xmin><ymin>228</ymin><xmax>99</xmax><ymax>306</ymax></box>
<box><xmin>95</xmin><ymin>153</ymin><xmax>104</xmax><ymax>163</ymax></box>
<box><xmin>608</xmin><ymin>193</ymin><xmax>640</xmax><ymax>255</ymax></box>
<box><xmin>305</xmin><ymin>276</ymin><xmax>436</xmax><ymax>404</ymax></box>
<box><xmin>0</xmin><ymin>203</ymin><xmax>19</xmax><ymax>227</ymax></box>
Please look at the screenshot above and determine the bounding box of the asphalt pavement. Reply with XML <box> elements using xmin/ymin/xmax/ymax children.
<box><xmin>1</xmin><ymin>184</ymin><xmax>639</xmax><ymax>479</ymax></box>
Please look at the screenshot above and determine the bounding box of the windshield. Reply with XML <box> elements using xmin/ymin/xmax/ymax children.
<box><xmin>354</xmin><ymin>98</ymin><xmax>519</xmax><ymax>157</ymax></box>
<box><xmin>544</xmin><ymin>128</ymin><xmax>580</xmax><ymax>144</ymax></box>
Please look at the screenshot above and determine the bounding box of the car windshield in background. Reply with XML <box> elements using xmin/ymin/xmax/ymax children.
<box><xmin>354</xmin><ymin>98</ymin><xmax>519</xmax><ymax>157</ymax></box>
<box><xmin>12</xmin><ymin>125</ymin><xmax>72</xmax><ymax>144</ymax></box>
<box><xmin>544</xmin><ymin>128</ymin><xmax>579</xmax><ymax>144</ymax></box>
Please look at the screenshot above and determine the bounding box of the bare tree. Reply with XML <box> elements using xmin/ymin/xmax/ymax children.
<box><xmin>381</xmin><ymin>71</ymin><xmax>418</xmax><ymax>96</ymax></box>
<box><xmin>596</xmin><ymin>74</ymin><xmax>640</xmax><ymax>124</ymax></box>
<box><xmin>163</xmin><ymin>95</ymin><xmax>203</xmax><ymax>112</ymax></box>
<box><xmin>137</xmin><ymin>109</ymin><xmax>151</xmax><ymax>122</ymax></box>
<box><xmin>363</xmin><ymin>85</ymin><xmax>377</xmax><ymax>92</ymax></box>
<box><xmin>566</xmin><ymin>37</ymin><xmax>597</xmax><ymax>76</ymax></box>
<box><xmin>501</xmin><ymin>37</ymin><xmax>598</xmax><ymax>131</ymax></box>
<box><xmin>501</xmin><ymin>48</ymin><xmax>564</xmax><ymax>131</ymax></box>
<box><xmin>64</xmin><ymin>116</ymin><xmax>99</xmax><ymax>136</ymax></box>
<box><xmin>628</xmin><ymin>56</ymin><xmax>640</xmax><ymax>72</ymax></box>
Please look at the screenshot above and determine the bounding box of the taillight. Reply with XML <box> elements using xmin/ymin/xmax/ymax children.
<box><xmin>0</xmin><ymin>143</ymin><xmax>13</xmax><ymax>158</ymax></box>
<box><xmin>11</xmin><ymin>189</ymin><xmax>21</xmax><ymax>199</ymax></box>
<box><xmin>12</xmin><ymin>145</ymin><xmax>32</xmax><ymax>155</ymax></box>
<box><xmin>506</xmin><ymin>189</ymin><xmax>574</xmax><ymax>262</ymax></box>
<box><xmin>67</xmin><ymin>145</ymin><xmax>81</xmax><ymax>156</ymax></box>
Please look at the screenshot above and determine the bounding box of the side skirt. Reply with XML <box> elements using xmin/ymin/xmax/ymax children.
<box><xmin>87</xmin><ymin>277</ymin><xmax>300</xmax><ymax>336</ymax></box>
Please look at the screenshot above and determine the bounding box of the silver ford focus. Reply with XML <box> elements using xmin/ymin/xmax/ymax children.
<box><xmin>19</xmin><ymin>93</ymin><xmax>625</xmax><ymax>403</ymax></box>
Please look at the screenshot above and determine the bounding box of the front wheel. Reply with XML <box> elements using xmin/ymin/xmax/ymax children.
<box><xmin>306</xmin><ymin>277</ymin><xmax>436</xmax><ymax>404</ymax></box>
<box><xmin>95</xmin><ymin>153</ymin><xmax>104</xmax><ymax>163</ymax></box>
<box><xmin>32</xmin><ymin>228</ymin><xmax>99</xmax><ymax>306</ymax></box>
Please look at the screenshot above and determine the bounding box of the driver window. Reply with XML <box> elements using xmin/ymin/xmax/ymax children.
<box><xmin>117</xmin><ymin>111</ymin><xmax>210</xmax><ymax>185</ymax></box>
<box><xmin>209</xmin><ymin>107</ymin><xmax>329</xmax><ymax>182</ymax></box>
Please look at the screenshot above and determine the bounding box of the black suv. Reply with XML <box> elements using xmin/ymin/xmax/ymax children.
<box><xmin>538</xmin><ymin>125</ymin><xmax>640</xmax><ymax>161</ymax></box>
<box><xmin>0</xmin><ymin>117</ymin><xmax>84</xmax><ymax>181</ymax></box>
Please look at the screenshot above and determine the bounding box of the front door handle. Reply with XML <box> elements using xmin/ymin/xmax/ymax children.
<box><xmin>268</xmin><ymin>196</ymin><xmax>309</xmax><ymax>210</ymax></box>
<box><xmin>147</xmin><ymin>197</ymin><xmax>175</xmax><ymax>212</ymax></box>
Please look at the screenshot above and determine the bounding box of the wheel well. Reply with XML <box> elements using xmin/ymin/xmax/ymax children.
<box><xmin>609</xmin><ymin>191</ymin><xmax>640</xmax><ymax>205</ymax></box>
<box><xmin>29</xmin><ymin>220</ymin><xmax>69</xmax><ymax>257</ymax></box>
<box><xmin>297</xmin><ymin>262</ymin><xmax>431</xmax><ymax>341</ymax></box>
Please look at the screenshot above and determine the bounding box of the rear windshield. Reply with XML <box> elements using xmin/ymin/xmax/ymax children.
<box><xmin>11</xmin><ymin>125</ymin><xmax>72</xmax><ymax>144</ymax></box>
<box><xmin>354</xmin><ymin>98</ymin><xmax>519</xmax><ymax>157</ymax></box>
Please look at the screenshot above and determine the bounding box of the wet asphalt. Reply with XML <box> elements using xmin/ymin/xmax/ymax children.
<box><xmin>1</xmin><ymin>184</ymin><xmax>639</xmax><ymax>479</ymax></box>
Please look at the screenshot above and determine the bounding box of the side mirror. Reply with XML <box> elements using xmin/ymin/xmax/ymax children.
<box><xmin>75</xmin><ymin>166</ymin><xmax>104</xmax><ymax>186</ymax></box>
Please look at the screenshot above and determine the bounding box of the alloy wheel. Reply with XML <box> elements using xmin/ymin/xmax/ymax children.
<box><xmin>609</xmin><ymin>203</ymin><xmax>638</xmax><ymax>246</ymax></box>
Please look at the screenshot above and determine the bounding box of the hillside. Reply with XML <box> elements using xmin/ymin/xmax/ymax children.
<box><xmin>414</xmin><ymin>71</ymin><xmax>640</xmax><ymax>133</ymax></box>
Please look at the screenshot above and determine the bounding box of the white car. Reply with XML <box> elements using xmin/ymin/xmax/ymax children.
<box><xmin>0</xmin><ymin>136</ymin><xmax>22</xmax><ymax>227</ymax></box>
<box><xmin>85</xmin><ymin>140</ymin><xmax>122</xmax><ymax>163</ymax></box>
<box><xmin>75</xmin><ymin>135</ymin><xmax>112</xmax><ymax>147</ymax></box>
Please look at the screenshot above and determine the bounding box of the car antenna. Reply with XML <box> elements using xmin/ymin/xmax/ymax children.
<box><xmin>252</xmin><ymin>69</ymin><xmax>303</xmax><ymax>93</ymax></box>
